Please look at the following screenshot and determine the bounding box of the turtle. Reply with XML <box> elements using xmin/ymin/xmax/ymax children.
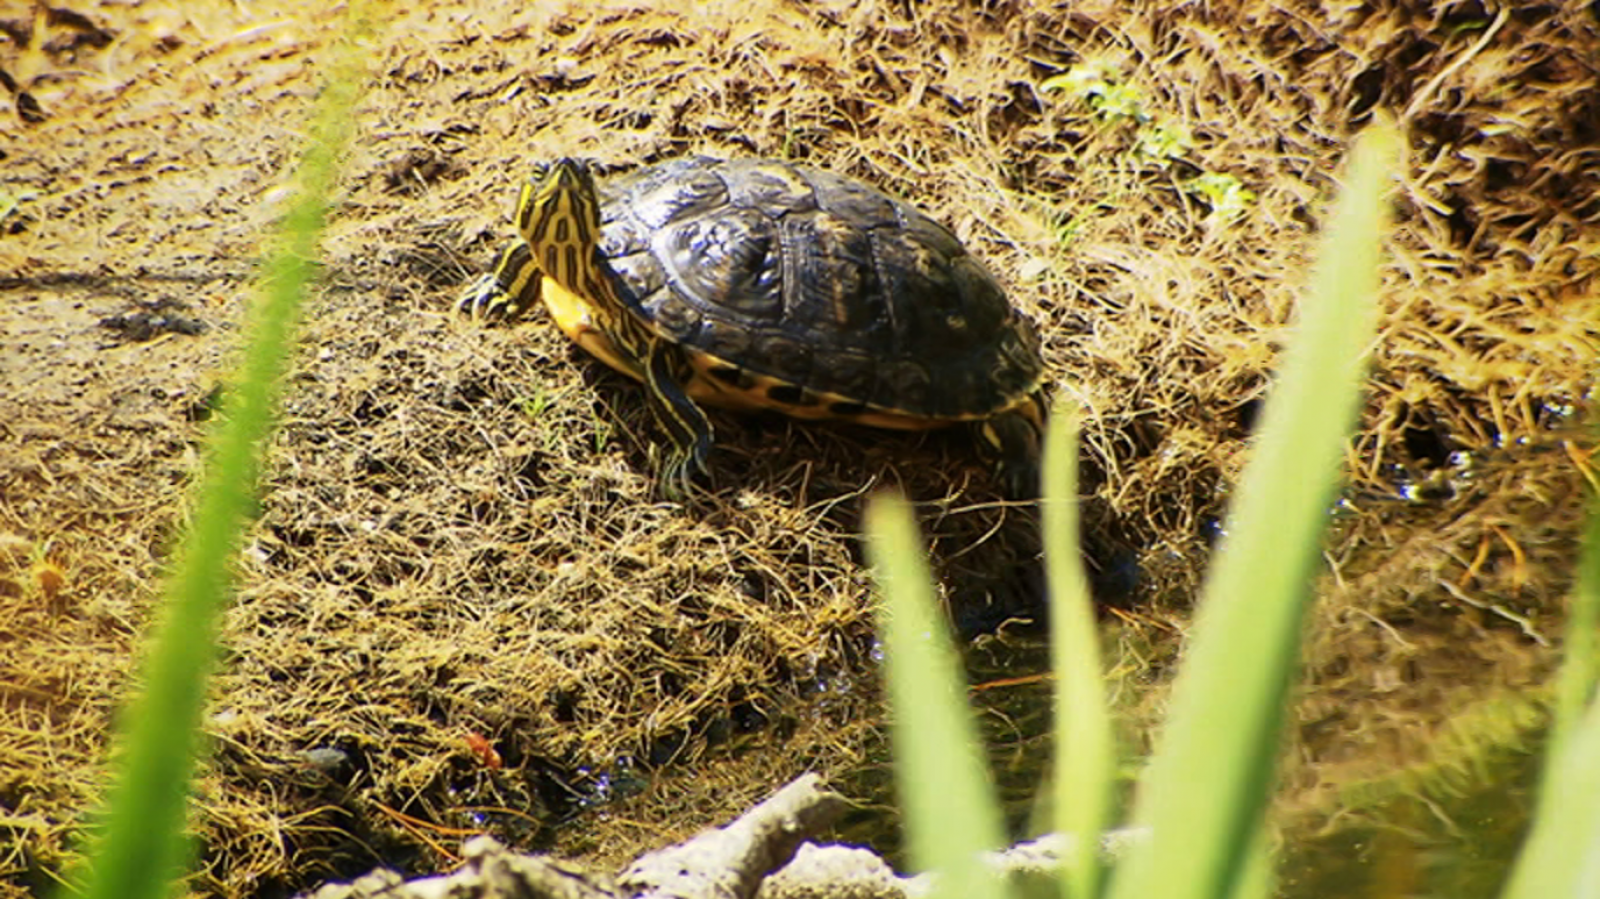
<box><xmin>457</xmin><ymin>156</ymin><xmax>1047</xmax><ymax>499</ymax></box>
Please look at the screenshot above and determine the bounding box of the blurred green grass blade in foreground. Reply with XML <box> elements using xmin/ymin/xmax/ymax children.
<box><xmin>66</xmin><ymin>15</ymin><xmax>372</xmax><ymax>899</ymax></box>
<box><xmin>1042</xmin><ymin>406</ymin><xmax>1115</xmax><ymax>899</ymax></box>
<box><xmin>1545</xmin><ymin>501</ymin><xmax>1600</xmax><ymax>772</ymax></box>
<box><xmin>1500</xmin><ymin>501</ymin><xmax>1600</xmax><ymax>899</ymax></box>
<box><xmin>1500</xmin><ymin>668</ymin><xmax>1600</xmax><ymax>899</ymax></box>
<box><xmin>1105</xmin><ymin>120</ymin><xmax>1400</xmax><ymax>899</ymax></box>
<box><xmin>866</xmin><ymin>495</ymin><xmax>1010</xmax><ymax>899</ymax></box>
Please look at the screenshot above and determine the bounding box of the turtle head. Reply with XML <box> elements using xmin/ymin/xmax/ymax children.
<box><xmin>515</xmin><ymin>158</ymin><xmax>605</xmax><ymax>297</ymax></box>
<box><xmin>513</xmin><ymin>158</ymin><xmax>655</xmax><ymax>364</ymax></box>
<box><xmin>456</xmin><ymin>159</ymin><xmax>606</xmax><ymax>325</ymax></box>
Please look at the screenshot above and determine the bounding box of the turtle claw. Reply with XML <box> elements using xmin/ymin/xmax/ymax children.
<box><xmin>641</xmin><ymin>339</ymin><xmax>716</xmax><ymax>501</ymax></box>
<box><xmin>656</xmin><ymin>436</ymin><xmax>714</xmax><ymax>502</ymax></box>
<box><xmin>457</xmin><ymin>240</ymin><xmax>537</xmax><ymax>324</ymax></box>
<box><xmin>456</xmin><ymin>275</ymin><xmax>509</xmax><ymax>322</ymax></box>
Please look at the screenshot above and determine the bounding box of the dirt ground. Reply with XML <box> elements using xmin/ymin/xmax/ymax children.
<box><xmin>1</xmin><ymin>1</ymin><xmax>1596</xmax><ymax>897</ymax></box>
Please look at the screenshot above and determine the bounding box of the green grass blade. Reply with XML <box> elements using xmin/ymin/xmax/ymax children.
<box><xmin>1106</xmin><ymin>120</ymin><xmax>1400</xmax><ymax>899</ymax></box>
<box><xmin>1547</xmin><ymin>502</ymin><xmax>1600</xmax><ymax>770</ymax></box>
<box><xmin>1043</xmin><ymin>406</ymin><xmax>1115</xmax><ymax>899</ymax></box>
<box><xmin>1499</xmin><ymin>500</ymin><xmax>1600</xmax><ymax>899</ymax></box>
<box><xmin>1499</xmin><ymin>688</ymin><xmax>1600</xmax><ymax>898</ymax></box>
<box><xmin>866</xmin><ymin>494</ymin><xmax>1009</xmax><ymax>899</ymax></box>
<box><xmin>1228</xmin><ymin>824</ymin><xmax>1275</xmax><ymax>899</ymax></box>
<box><xmin>67</xmin><ymin>16</ymin><xmax>371</xmax><ymax>899</ymax></box>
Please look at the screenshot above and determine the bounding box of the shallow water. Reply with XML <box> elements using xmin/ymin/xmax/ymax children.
<box><xmin>826</xmin><ymin>635</ymin><xmax>1542</xmax><ymax>897</ymax></box>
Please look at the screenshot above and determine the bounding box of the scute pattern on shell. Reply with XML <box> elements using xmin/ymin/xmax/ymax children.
<box><xmin>597</xmin><ymin>157</ymin><xmax>1043</xmax><ymax>419</ymax></box>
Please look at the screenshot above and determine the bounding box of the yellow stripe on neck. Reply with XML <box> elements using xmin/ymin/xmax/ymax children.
<box><xmin>540</xmin><ymin>275</ymin><xmax>643</xmax><ymax>380</ymax></box>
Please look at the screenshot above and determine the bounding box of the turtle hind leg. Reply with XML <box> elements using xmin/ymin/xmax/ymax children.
<box><xmin>457</xmin><ymin>239</ymin><xmax>541</xmax><ymax>323</ymax></box>
<box><xmin>643</xmin><ymin>337</ymin><xmax>715</xmax><ymax>500</ymax></box>
<box><xmin>975</xmin><ymin>391</ymin><xmax>1046</xmax><ymax>500</ymax></box>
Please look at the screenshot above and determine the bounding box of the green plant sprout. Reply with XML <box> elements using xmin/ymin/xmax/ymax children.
<box><xmin>1041</xmin><ymin>60</ymin><xmax>1147</xmax><ymax>122</ymax></box>
<box><xmin>1184</xmin><ymin>172</ymin><xmax>1256</xmax><ymax>223</ymax></box>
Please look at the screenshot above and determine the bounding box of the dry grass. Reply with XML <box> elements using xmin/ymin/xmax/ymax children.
<box><xmin>1</xmin><ymin>0</ymin><xmax>1595</xmax><ymax>895</ymax></box>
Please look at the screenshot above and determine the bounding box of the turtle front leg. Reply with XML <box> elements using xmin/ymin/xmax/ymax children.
<box><xmin>457</xmin><ymin>239</ymin><xmax>541</xmax><ymax>323</ymax></box>
<box><xmin>975</xmin><ymin>390</ymin><xmax>1047</xmax><ymax>500</ymax></box>
<box><xmin>642</xmin><ymin>337</ymin><xmax>715</xmax><ymax>500</ymax></box>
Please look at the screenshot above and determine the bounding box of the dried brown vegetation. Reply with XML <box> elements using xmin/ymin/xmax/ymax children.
<box><xmin>0</xmin><ymin>0</ymin><xmax>1595</xmax><ymax>896</ymax></box>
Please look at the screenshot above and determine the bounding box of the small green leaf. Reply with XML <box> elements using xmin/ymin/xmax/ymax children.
<box><xmin>1135</xmin><ymin>122</ymin><xmax>1194</xmax><ymax>163</ymax></box>
<box><xmin>1185</xmin><ymin>173</ymin><xmax>1256</xmax><ymax>222</ymax></box>
<box><xmin>1040</xmin><ymin>61</ymin><xmax>1117</xmax><ymax>100</ymax></box>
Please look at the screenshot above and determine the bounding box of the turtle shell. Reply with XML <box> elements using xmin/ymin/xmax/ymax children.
<box><xmin>591</xmin><ymin>157</ymin><xmax>1043</xmax><ymax>423</ymax></box>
